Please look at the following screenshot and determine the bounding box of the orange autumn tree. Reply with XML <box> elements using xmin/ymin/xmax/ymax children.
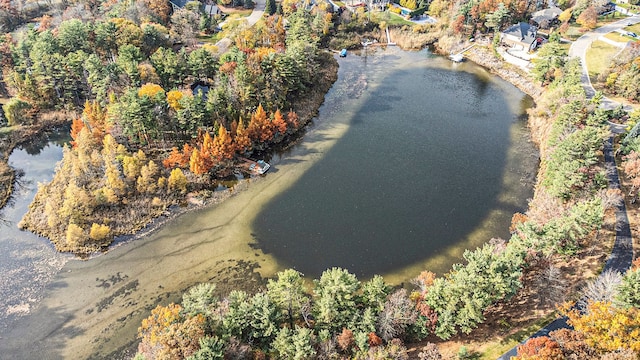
<box><xmin>562</xmin><ymin>300</ymin><xmax>640</xmax><ymax>352</ymax></box>
<box><xmin>623</xmin><ymin>150</ymin><xmax>640</xmax><ymax>200</ymax></box>
<box><xmin>189</xmin><ymin>147</ymin><xmax>207</xmax><ymax>175</ymax></box>
<box><xmin>286</xmin><ymin>110</ymin><xmax>299</xmax><ymax>132</ymax></box>
<box><xmin>212</xmin><ymin>126</ymin><xmax>234</xmax><ymax>160</ymax></box>
<box><xmin>82</xmin><ymin>100</ymin><xmax>109</xmax><ymax>142</ymax></box>
<box><xmin>516</xmin><ymin>336</ymin><xmax>564</xmax><ymax>360</ymax></box>
<box><xmin>252</xmin><ymin>104</ymin><xmax>275</xmax><ymax>143</ymax></box>
<box><xmin>234</xmin><ymin>119</ymin><xmax>252</xmax><ymax>154</ymax></box>
<box><xmin>70</xmin><ymin>118</ymin><xmax>85</xmax><ymax>148</ymax></box>
<box><xmin>272</xmin><ymin>109</ymin><xmax>287</xmax><ymax>136</ymax></box>
<box><xmin>200</xmin><ymin>132</ymin><xmax>216</xmax><ymax>170</ymax></box>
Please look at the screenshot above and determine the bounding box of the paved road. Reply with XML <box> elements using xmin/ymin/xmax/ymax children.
<box><xmin>498</xmin><ymin>15</ymin><xmax>638</xmax><ymax>360</ymax></box>
<box><xmin>568</xmin><ymin>14</ymin><xmax>640</xmax><ymax>110</ymax></box>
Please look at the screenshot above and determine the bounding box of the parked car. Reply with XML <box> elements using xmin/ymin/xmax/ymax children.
<box><xmin>628</xmin><ymin>32</ymin><xmax>638</xmax><ymax>38</ymax></box>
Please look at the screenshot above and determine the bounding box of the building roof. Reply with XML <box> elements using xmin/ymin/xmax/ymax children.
<box><xmin>169</xmin><ymin>0</ymin><xmax>188</xmax><ymax>8</ymax></box>
<box><xmin>531</xmin><ymin>6</ymin><xmax>562</xmax><ymax>25</ymax></box>
<box><xmin>502</xmin><ymin>22</ymin><xmax>538</xmax><ymax>44</ymax></box>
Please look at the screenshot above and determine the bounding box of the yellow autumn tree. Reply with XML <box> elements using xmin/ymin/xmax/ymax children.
<box><xmin>89</xmin><ymin>223</ymin><xmax>111</xmax><ymax>242</ymax></box>
<box><xmin>168</xmin><ymin>168</ymin><xmax>188</xmax><ymax>193</ymax></box>
<box><xmin>138</xmin><ymin>83</ymin><xmax>165</xmax><ymax>98</ymax></box>
<box><xmin>166</xmin><ymin>90</ymin><xmax>184</xmax><ymax>110</ymax></box>
<box><xmin>563</xmin><ymin>300</ymin><xmax>640</xmax><ymax>352</ymax></box>
<box><xmin>136</xmin><ymin>160</ymin><xmax>160</xmax><ymax>194</ymax></box>
<box><xmin>138</xmin><ymin>63</ymin><xmax>161</xmax><ymax>84</ymax></box>
<box><xmin>66</xmin><ymin>223</ymin><xmax>85</xmax><ymax>247</ymax></box>
<box><xmin>123</xmin><ymin>150</ymin><xmax>148</xmax><ymax>181</ymax></box>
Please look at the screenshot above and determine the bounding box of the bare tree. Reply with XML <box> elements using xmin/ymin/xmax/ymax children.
<box><xmin>535</xmin><ymin>263</ymin><xmax>566</xmax><ymax>307</ymax></box>
<box><xmin>376</xmin><ymin>289</ymin><xmax>418</xmax><ymax>341</ymax></box>
<box><xmin>579</xmin><ymin>269</ymin><xmax>622</xmax><ymax>309</ymax></box>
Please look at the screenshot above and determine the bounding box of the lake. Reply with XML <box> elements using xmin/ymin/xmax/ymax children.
<box><xmin>0</xmin><ymin>47</ymin><xmax>537</xmax><ymax>359</ymax></box>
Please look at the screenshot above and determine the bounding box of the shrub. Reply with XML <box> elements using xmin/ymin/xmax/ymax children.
<box><xmin>3</xmin><ymin>97</ymin><xmax>32</xmax><ymax>126</ymax></box>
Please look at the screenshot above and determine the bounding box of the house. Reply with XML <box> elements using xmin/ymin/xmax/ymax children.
<box><xmin>501</xmin><ymin>22</ymin><xmax>540</xmax><ymax>51</ymax></box>
<box><xmin>169</xmin><ymin>0</ymin><xmax>219</xmax><ymax>15</ymax></box>
<box><xmin>531</xmin><ymin>6</ymin><xmax>562</xmax><ymax>29</ymax></box>
<box><xmin>191</xmin><ymin>82</ymin><xmax>210</xmax><ymax>100</ymax></box>
<box><xmin>169</xmin><ymin>0</ymin><xmax>188</xmax><ymax>11</ymax></box>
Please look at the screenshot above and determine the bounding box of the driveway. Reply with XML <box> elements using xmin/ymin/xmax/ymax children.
<box><xmin>568</xmin><ymin>14</ymin><xmax>640</xmax><ymax>110</ymax></box>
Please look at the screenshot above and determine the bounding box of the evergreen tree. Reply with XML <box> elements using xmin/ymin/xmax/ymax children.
<box><xmin>265</xmin><ymin>0</ymin><xmax>277</xmax><ymax>16</ymax></box>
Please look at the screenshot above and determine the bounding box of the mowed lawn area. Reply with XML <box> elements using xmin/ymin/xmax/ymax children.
<box><xmin>585</xmin><ymin>40</ymin><xmax>619</xmax><ymax>82</ymax></box>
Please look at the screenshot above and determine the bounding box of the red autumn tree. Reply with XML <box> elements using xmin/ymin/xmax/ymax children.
<box><xmin>516</xmin><ymin>336</ymin><xmax>564</xmax><ymax>359</ymax></box>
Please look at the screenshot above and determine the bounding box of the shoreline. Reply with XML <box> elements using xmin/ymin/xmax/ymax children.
<box><xmin>2</xmin><ymin>42</ymin><xmax>547</xmax><ymax>360</ymax></box>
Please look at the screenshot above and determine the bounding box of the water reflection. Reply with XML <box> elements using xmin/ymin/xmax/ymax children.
<box><xmin>253</xmin><ymin>48</ymin><xmax>535</xmax><ymax>278</ymax></box>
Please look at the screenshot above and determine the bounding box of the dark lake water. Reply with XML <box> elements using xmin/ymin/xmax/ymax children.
<box><xmin>253</xmin><ymin>48</ymin><xmax>537</xmax><ymax>277</ymax></box>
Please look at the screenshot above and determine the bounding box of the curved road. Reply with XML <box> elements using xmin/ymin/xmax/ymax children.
<box><xmin>568</xmin><ymin>14</ymin><xmax>640</xmax><ymax>110</ymax></box>
<box><xmin>498</xmin><ymin>14</ymin><xmax>638</xmax><ymax>360</ymax></box>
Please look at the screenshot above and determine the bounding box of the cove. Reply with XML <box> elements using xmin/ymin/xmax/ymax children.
<box><xmin>254</xmin><ymin>48</ymin><xmax>538</xmax><ymax>279</ymax></box>
<box><xmin>0</xmin><ymin>47</ymin><xmax>537</xmax><ymax>359</ymax></box>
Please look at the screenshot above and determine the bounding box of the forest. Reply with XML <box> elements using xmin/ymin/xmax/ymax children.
<box><xmin>1</xmin><ymin>0</ymin><xmax>342</xmax><ymax>252</ymax></box>
<box><xmin>0</xmin><ymin>0</ymin><xmax>638</xmax><ymax>357</ymax></box>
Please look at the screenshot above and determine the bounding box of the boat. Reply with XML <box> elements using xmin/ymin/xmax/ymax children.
<box><xmin>339</xmin><ymin>48</ymin><xmax>347</xmax><ymax>57</ymax></box>
<box><xmin>238</xmin><ymin>157</ymin><xmax>271</xmax><ymax>175</ymax></box>
<box><xmin>449</xmin><ymin>53</ymin><xmax>464</xmax><ymax>63</ymax></box>
<box><xmin>249</xmin><ymin>160</ymin><xmax>270</xmax><ymax>175</ymax></box>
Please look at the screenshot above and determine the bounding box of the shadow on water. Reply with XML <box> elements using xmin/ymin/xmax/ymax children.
<box><xmin>252</xmin><ymin>49</ymin><xmax>525</xmax><ymax>278</ymax></box>
<box><xmin>15</xmin><ymin>124</ymin><xmax>71</xmax><ymax>156</ymax></box>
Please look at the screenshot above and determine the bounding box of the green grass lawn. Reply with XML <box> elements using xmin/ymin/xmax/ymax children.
<box><xmin>585</xmin><ymin>40</ymin><xmax>618</xmax><ymax>81</ymax></box>
<box><xmin>604</xmin><ymin>32</ymin><xmax>631</xmax><ymax>42</ymax></box>
<box><xmin>565</xmin><ymin>24</ymin><xmax>586</xmax><ymax>40</ymax></box>
<box><xmin>597</xmin><ymin>11</ymin><xmax>627</xmax><ymax>25</ymax></box>
<box><xmin>372</xmin><ymin>11</ymin><xmax>414</xmax><ymax>26</ymax></box>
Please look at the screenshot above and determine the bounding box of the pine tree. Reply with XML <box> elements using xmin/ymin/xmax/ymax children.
<box><xmin>265</xmin><ymin>0</ymin><xmax>276</xmax><ymax>16</ymax></box>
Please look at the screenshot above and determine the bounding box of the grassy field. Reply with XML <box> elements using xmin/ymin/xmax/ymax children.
<box><xmin>585</xmin><ymin>40</ymin><xmax>618</xmax><ymax>80</ymax></box>
<box><xmin>604</xmin><ymin>31</ymin><xmax>632</xmax><ymax>43</ymax></box>
<box><xmin>373</xmin><ymin>11</ymin><xmax>414</xmax><ymax>26</ymax></box>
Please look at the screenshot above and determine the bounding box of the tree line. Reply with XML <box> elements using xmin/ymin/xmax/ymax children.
<box><xmin>13</xmin><ymin>0</ymin><xmax>339</xmax><ymax>252</ymax></box>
